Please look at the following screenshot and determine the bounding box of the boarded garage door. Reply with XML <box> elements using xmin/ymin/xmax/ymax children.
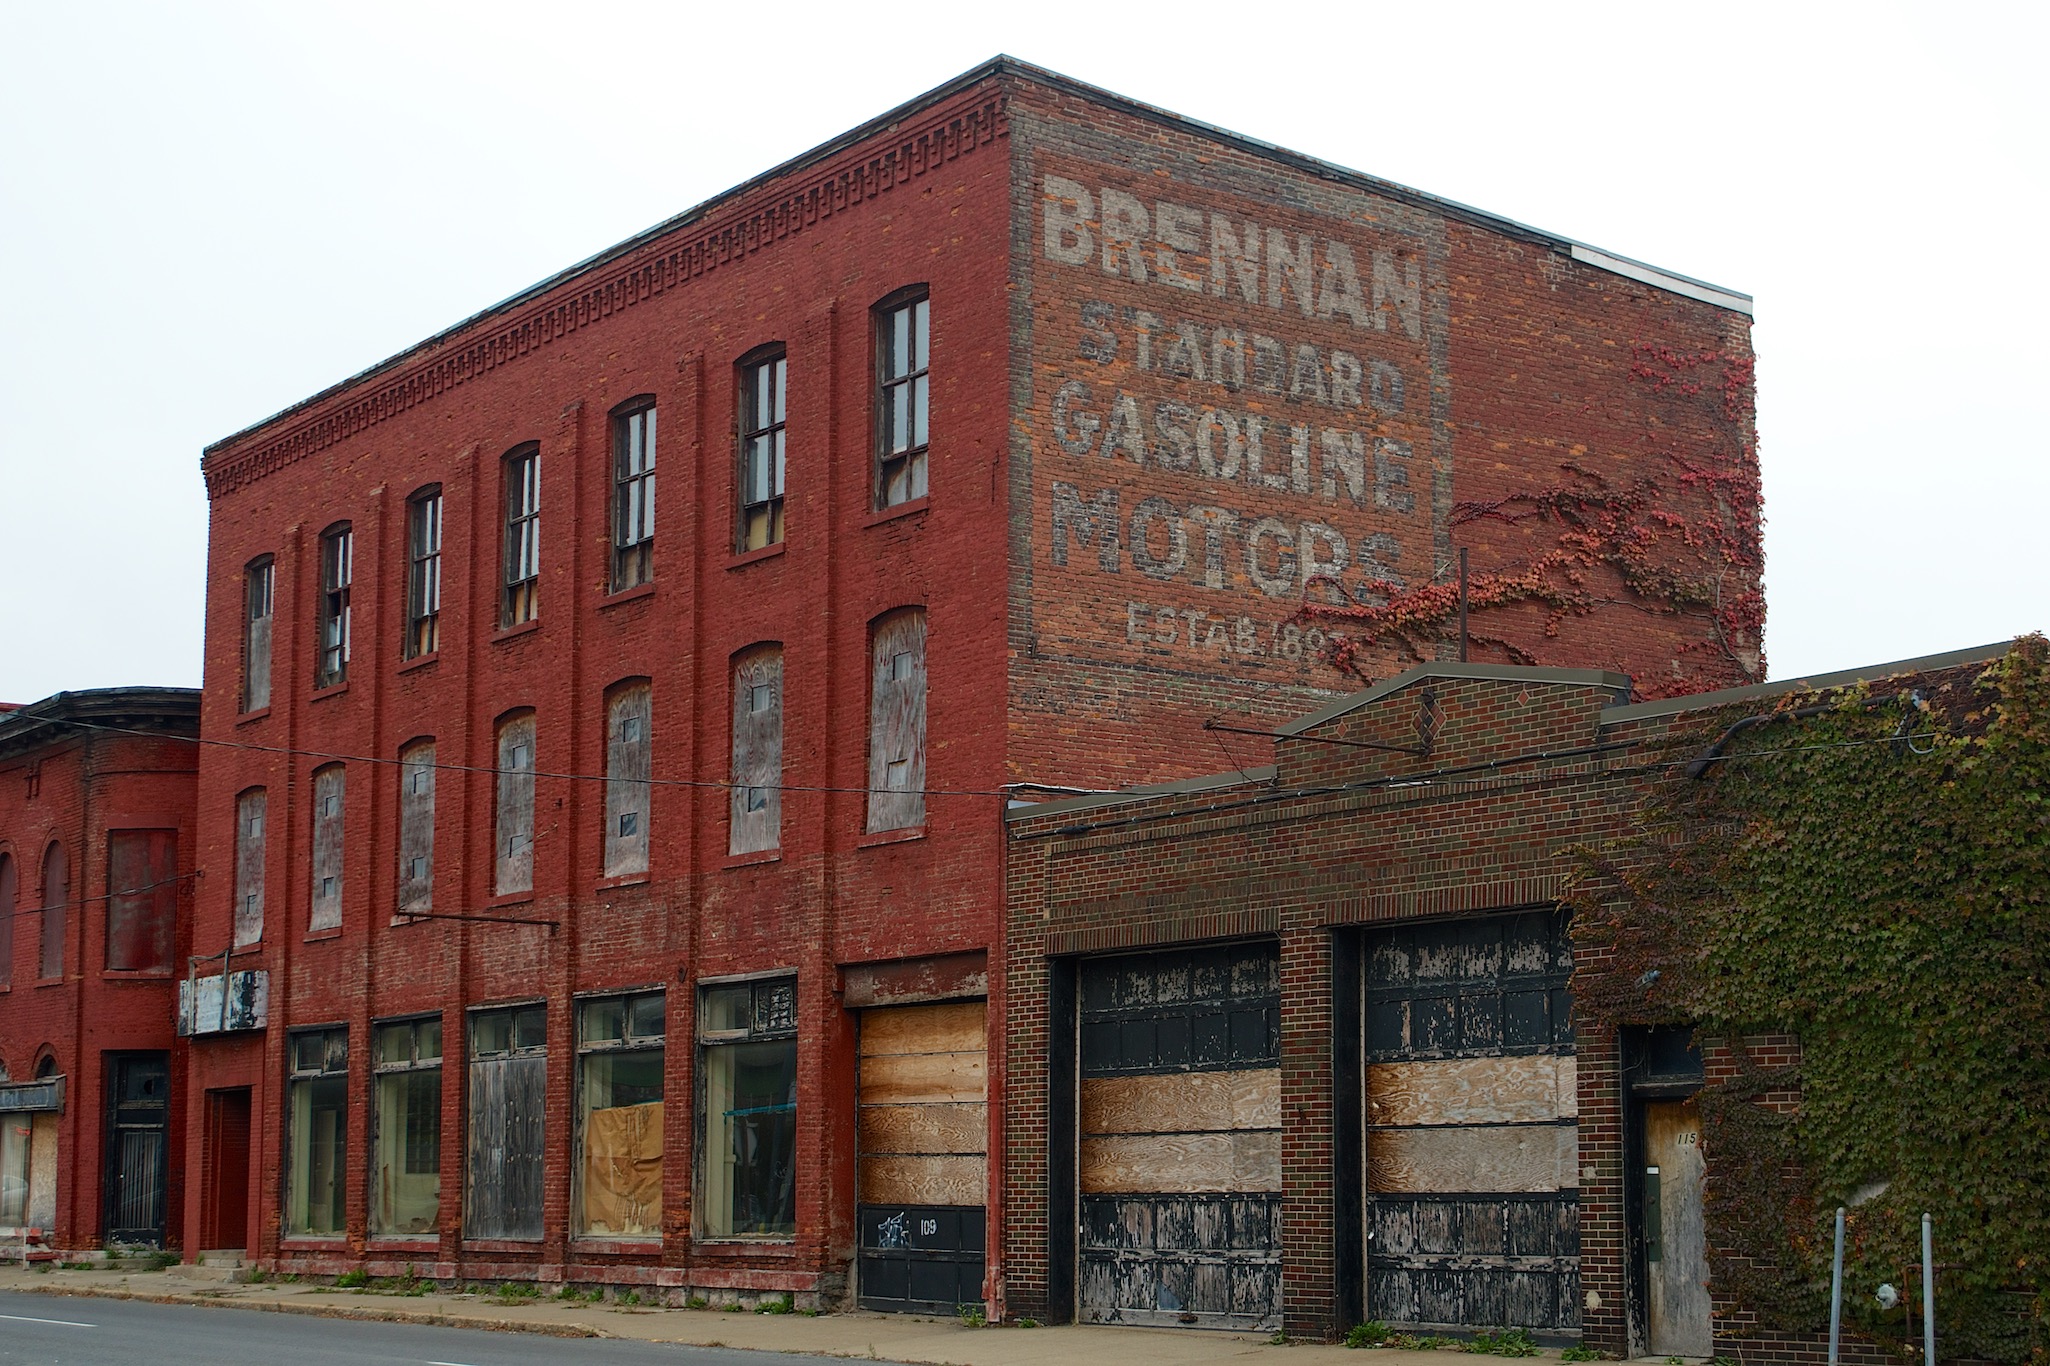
<box><xmin>857</xmin><ymin>1002</ymin><xmax>986</xmax><ymax>1313</ymax></box>
<box><xmin>1078</xmin><ymin>942</ymin><xmax>1281</xmax><ymax>1331</ymax></box>
<box><xmin>1365</xmin><ymin>910</ymin><xmax>1578</xmax><ymax>1333</ymax></box>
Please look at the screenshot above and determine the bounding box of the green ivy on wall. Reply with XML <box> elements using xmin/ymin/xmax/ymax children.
<box><xmin>1569</xmin><ymin>635</ymin><xmax>2049</xmax><ymax>1361</ymax></box>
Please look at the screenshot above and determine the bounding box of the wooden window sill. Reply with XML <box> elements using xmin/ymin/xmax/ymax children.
<box><xmin>571</xmin><ymin>1238</ymin><xmax>662</xmax><ymax>1256</ymax></box>
<box><xmin>721</xmin><ymin>849</ymin><xmax>781</xmax><ymax>869</ymax></box>
<box><xmin>601</xmin><ymin>582</ymin><xmax>657</xmax><ymax>610</ymax></box>
<box><xmin>864</xmin><ymin>496</ymin><xmax>929</xmax><ymax>528</ymax></box>
<box><xmin>310</xmin><ymin>681</ymin><xmax>350</xmax><ymax>703</ymax></box>
<box><xmin>691</xmin><ymin>1238</ymin><xmax>798</xmax><ymax>1255</ymax></box>
<box><xmin>595</xmin><ymin>873</ymin><xmax>650</xmax><ymax>891</ymax></box>
<box><xmin>492</xmin><ymin>620</ymin><xmax>541</xmax><ymax>645</ymax></box>
<box><xmin>857</xmin><ymin>826</ymin><xmax>927</xmax><ymax>849</ymax></box>
<box><xmin>397</xmin><ymin>652</ymin><xmax>439</xmax><ymax>675</ymax></box>
<box><xmin>460</xmin><ymin>1238</ymin><xmax>543</xmax><ymax>1254</ymax></box>
<box><xmin>235</xmin><ymin>707</ymin><xmax>272</xmax><ymax>727</ymax></box>
<box><xmin>303</xmin><ymin>929</ymin><xmax>343</xmax><ymax>943</ymax></box>
<box><xmin>488</xmin><ymin>891</ymin><xmax>535</xmax><ymax>908</ymax></box>
<box><xmin>726</xmin><ymin>542</ymin><xmax>786</xmax><ymax>571</ymax></box>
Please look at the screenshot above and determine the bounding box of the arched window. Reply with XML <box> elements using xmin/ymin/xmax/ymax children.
<box><xmin>39</xmin><ymin>842</ymin><xmax>68</xmax><ymax>980</ymax></box>
<box><xmin>730</xmin><ymin>646</ymin><xmax>783</xmax><ymax>855</ymax></box>
<box><xmin>405</xmin><ymin>487</ymin><xmax>444</xmax><ymax>659</ymax></box>
<box><xmin>0</xmin><ymin>851</ymin><xmax>16</xmax><ymax>988</ymax></box>
<box><xmin>501</xmin><ymin>445</ymin><xmax>541</xmax><ymax>627</ymax></box>
<box><xmin>494</xmin><ymin>711</ymin><xmax>537</xmax><ymax>895</ymax></box>
<box><xmin>243</xmin><ymin>556</ymin><xmax>275</xmax><ymax>712</ymax></box>
<box><xmin>603</xmin><ymin>682</ymin><xmax>652</xmax><ymax>877</ymax></box>
<box><xmin>736</xmin><ymin>347</ymin><xmax>787</xmax><ymax>552</ymax></box>
<box><xmin>873</xmin><ymin>287</ymin><xmax>929</xmax><ymax>509</ymax></box>
<box><xmin>309</xmin><ymin>765</ymin><xmax>346</xmax><ymax>932</ymax></box>
<box><xmin>866</xmin><ymin>609</ymin><xmax>927</xmax><ymax>833</ymax></box>
<box><xmin>610</xmin><ymin>397</ymin><xmax>657</xmax><ymax>591</ymax></box>
<box><xmin>315</xmin><ymin>523</ymin><xmax>353</xmax><ymax>688</ymax></box>
<box><xmin>234</xmin><ymin>789</ymin><xmax>267</xmax><ymax>947</ymax></box>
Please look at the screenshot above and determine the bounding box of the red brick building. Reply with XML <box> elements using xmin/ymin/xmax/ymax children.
<box><xmin>0</xmin><ymin>688</ymin><xmax>200</xmax><ymax>1257</ymax></box>
<box><xmin>184</xmin><ymin>58</ymin><xmax>1756</xmax><ymax>1306</ymax></box>
<box><xmin>1000</xmin><ymin>641</ymin><xmax>2011</xmax><ymax>1355</ymax></box>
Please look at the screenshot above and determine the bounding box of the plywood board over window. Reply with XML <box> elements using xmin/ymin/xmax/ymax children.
<box><xmin>602</xmin><ymin>683</ymin><xmax>652</xmax><ymax>877</ymax></box>
<box><xmin>308</xmin><ymin>766</ymin><xmax>345</xmax><ymax>932</ymax></box>
<box><xmin>729</xmin><ymin>648</ymin><xmax>783</xmax><ymax>855</ymax></box>
<box><xmin>106</xmin><ymin>829</ymin><xmax>177</xmax><ymax>973</ymax></box>
<box><xmin>865</xmin><ymin>611</ymin><xmax>926</xmax><ymax>834</ymax></box>
<box><xmin>234</xmin><ymin>790</ymin><xmax>266</xmax><ymax>947</ymax></box>
<box><xmin>396</xmin><ymin>741</ymin><xmax>435</xmax><ymax>915</ymax></box>
<box><xmin>494</xmin><ymin>714</ymin><xmax>536</xmax><ymax>895</ymax></box>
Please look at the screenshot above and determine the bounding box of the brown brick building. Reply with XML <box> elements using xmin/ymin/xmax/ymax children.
<box><xmin>181</xmin><ymin>57</ymin><xmax>1756</xmax><ymax>1308</ymax></box>
<box><xmin>0</xmin><ymin>689</ymin><xmax>200</xmax><ymax>1257</ymax></box>
<box><xmin>1000</xmin><ymin>642</ymin><xmax>2011</xmax><ymax>1355</ymax></box>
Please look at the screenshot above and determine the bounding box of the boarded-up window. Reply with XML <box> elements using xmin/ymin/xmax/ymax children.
<box><xmin>285</xmin><ymin>1027</ymin><xmax>348</xmax><ymax>1235</ymax></box>
<box><xmin>602</xmin><ymin>683</ymin><xmax>651</xmax><ymax>878</ymax></box>
<box><xmin>865</xmin><ymin>611</ymin><xmax>926</xmax><ymax>834</ymax></box>
<box><xmin>309</xmin><ymin>766</ymin><xmax>345</xmax><ymax>932</ymax></box>
<box><xmin>467</xmin><ymin>1003</ymin><xmax>546</xmax><ymax>1240</ymax></box>
<box><xmin>396</xmin><ymin>741</ymin><xmax>435</xmax><ymax>915</ymax></box>
<box><xmin>576</xmin><ymin>991</ymin><xmax>664</xmax><ymax>1237</ymax></box>
<box><xmin>698</xmin><ymin>977</ymin><xmax>798</xmax><ymax>1238</ymax></box>
<box><xmin>106</xmin><ymin>830</ymin><xmax>177</xmax><ymax>973</ymax></box>
<box><xmin>233</xmin><ymin>790</ymin><xmax>266</xmax><ymax>947</ymax></box>
<box><xmin>0</xmin><ymin>853</ymin><xmax>16</xmax><ymax>988</ymax></box>
<box><xmin>729</xmin><ymin>648</ymin><xmax>782</xmax><ymax>855</ymax></box>
<box><xmin>371</xmin><ymin>1016</ymin><xmax>442</xmax><ymax>1235</ymax></box>
<box><xmin>38</xmin><ymin>843</ymin><xmax>67</xmax><ymax>980</ymax></box>
<box><xmin>243</xmin><ymin>558</ymin><xmax>273</xmax><ymax>712</ymax></box>
<box><xmin>494</xmin><ymin>713</ymin><xmax>536</xmax><ymax>895</ymax></box>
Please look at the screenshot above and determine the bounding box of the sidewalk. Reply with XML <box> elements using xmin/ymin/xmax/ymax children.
<box><xmin>0</xmin><ymin>1263</ymin><xmax>1559</xmax><ymax>1365</ymax></box>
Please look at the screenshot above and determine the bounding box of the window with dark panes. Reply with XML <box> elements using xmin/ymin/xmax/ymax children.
<box><xmin>466</xmin><ymin>1003</ymin><xmax>547</xmax><ymax>1240</ymax></box>
<box><xmin>865</xmin><ymin>610</ymin><xmax>927</xmax><ymax>834</ymax></box>
<box><xmin>494</xmin><ymin>712</ymin><xmax>536</xmax><ymax>895</ymax></box>
<box><xmin>611</xmin><ymin>400</ymin><xmax>656</xmax><ymax>590</ymax></box>
<box><xmin>244</xmin><ymin>557</ymin><xmax>274</xmax><ymax>712</ymax></box>
<box><xmin>38</xmin><ymin>843</ymin><xmax>66</xmax><ymax>980</ymax></box>
<box><xmin>371</xmin><ymin>1017</ymin><xmax>442</xmax><ymax>1235</ymax></box>
<box><xmin>406</xmin><ymin>488</ymin><xmax>443</xmax><ymax>658</ymax></box>
<box><xmin>285</xmin><ymin>1026</ymin><xmax>348</xmax><ymax>1235</ymax></box>
<box><xmin>738</xmin><ymin>351</ymin><xmax>786</xmax><ymax>551</ymax></box>
<box><xmin>234</xmin><ymin>789</ymin><xmax>266</xmax><ymax>947</ymax></box>
<box><xmin>698</xmin><ymin>977</ymin><xmax>797</xmax><ymax>1238</ymax></box>
<box><xmin>396</xmin><ymin>741</ymin><xmax>435</xmax><ymax>916</ymax></box>
<box><xmin>502</xmin><ymin>445</ymin><xmax>540</xmax><ymax>627</ymax></box>
<box><xmin>315</xmin><ymin>525</ymin><xmax>352</xmax><ymax>688</ymax></box>
<box><xmin>105</xmin><ymin>830</ymin><xmax>176</xmax><ymax>973</ymax></box>
<box><xmin>0</xmin><ymin>853</ymin><xmax>14</xmax><ymax>988</ymax></box>
<box><xmin>603</xmin><ymin>682</ymin><xmax>651</xmax><ymax>878</ymax></box>
<box><xmin>875</xmin><ymin>290</ymin><xmax>929</xmax><ymax>508</ymax></box>
<box><xmin>307</xmin><ymin>766</ymin><xmax>345</xmax><ymax>933</ymax></box>
<box><xmin>576</xmin><ymin>991</ymin><xmax>664</xmax><ymax>1237</ymax></box>
<box><xmin>729</xmin><ymin>647</ymin><xmax>783</xmax><ymax>855</ymax></box>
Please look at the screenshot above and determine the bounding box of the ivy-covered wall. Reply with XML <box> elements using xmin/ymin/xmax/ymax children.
<box><xmin>1572</xmin><ymin>636</ymin><xmax>2049</xmax><ymax>1361</ymax></box>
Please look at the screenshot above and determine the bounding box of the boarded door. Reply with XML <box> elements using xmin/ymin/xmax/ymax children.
<box><xmin>1078</xmin><ymin>943</ymin><xmax>1281</xmax><ymax>1331</ymax></box>
<box><xmin>857</xmin><ymin>1001</ymin><xmax>986</xmax><ymax>1312</ymax></box>
<box><xmin>1644</xmin><ymin>1099</ymin><xmax>1710</xmax><ymax>1355</ymax></box>
<box><xmin>202</xmin><ymin>1088</ymin><xmax>252</xmax><ymax>1251</ymax></box>
<box><xmin>466</xmin><ymin>1054</ymin><xmax>545</xmax><ymax>1240</ymax></box>
<box><xmin>1365</xmin><ymin>911</ymin><xmax>1579</xmax><ymax>1332</ymax></box>
<box><xmin>104</xmin><ymin>1054</ymin><xmax>170</xmax><ymax>1245</ymax></box>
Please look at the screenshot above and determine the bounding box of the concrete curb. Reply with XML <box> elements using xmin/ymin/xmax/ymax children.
<box><xmin>16</xmin><ymin>1282</ymin><xmax>616</xmax><ymax>1339</ymax></box>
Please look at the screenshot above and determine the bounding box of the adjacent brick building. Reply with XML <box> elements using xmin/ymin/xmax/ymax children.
<box><xmin>0</xmin><ymin>688</ymin><xmax>200</xmax><ymax>1257</ymax></box>
<box><xmin>1000</xmin><ymin>641</ymin><xmax>2011</xmax><ymax>1355</ymax></box>
<box><xmin>182</xmin><ymin>56</ymin><xmax>1757</xmax><ymax>1308</ymax></box>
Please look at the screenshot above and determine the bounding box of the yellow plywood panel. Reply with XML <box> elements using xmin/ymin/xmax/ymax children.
<box><xmin>859</xmin><ymin>1154</ymin><xmax>987</xmax><ymax>1207</ymax></box>
<box><xmin>1366</xmin><ymin>1055</ymin><xmax>1578</xmax><ymax>1127</ymax></box>
<box><xmin>1080</xmin><ymin>1130</ymin><xmax>1282</xmax><ymax>1194</ymax></box>
<box><xmin>857</xmin><ymin>1102</ymin><xmax>988</xmax><ymax>1157</ymax></box>
<box><xmin>858</xmin><ymin>1049</ymin><xmax>986</xmax><ymax>1105</ymax></box>
<box><xmin>1367</xmin><ymin>1124</ymin><xmax>1577</xmax><ymax>1195</ymax></box>
<box><xmin>860</xmin><ymin>1001</ymin><xmax>987</xmax><ymax>1057</ymax></box>
<box><xmin>1080</xmin><ymin>1068</ymin><xmax>1282</xmax><ymax>1137</ymax></box>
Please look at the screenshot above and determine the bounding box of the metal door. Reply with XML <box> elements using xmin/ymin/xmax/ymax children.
<box><xmin>104</xmin><ymin>1054</ymin><xmax>170</xmax><ymax>1245</ymax></box>
<box><xmin>1365</xmin><ymin>910</ymin><xmax>1579</xmax><ymax>1332</ymax></box>
<box><xmin>1644</xmin><ymin>1099</ymin><xmax>1710</xmax><ymax>1355</ymax></box>
<box><xmin>1077</xmin><ymin>942</ymin><xmax>1281</xmax><ymax>1331</ymax></box>
<box><xmin>856</xmin><ymin>1002</ymin><xmax>988</xmax><ymax>1313</ymax></box>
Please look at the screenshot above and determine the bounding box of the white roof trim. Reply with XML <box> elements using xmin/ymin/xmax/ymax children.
<box><xmin>1570</xmin><ymin>244</ymin><xmax>1753</xmax><ymax>316</ymax></box>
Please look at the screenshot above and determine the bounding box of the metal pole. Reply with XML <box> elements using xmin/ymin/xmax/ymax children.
<box><xmin>1921</xmin><ymin>1213</ymin><xmax>1935</xmax><ymax>1366</ymax></box>
<box><xmin>1457</xmin><ymin>547</ymin><xmax>1469</xmax><ymax>663</ymax></box>
<box><xmin>1828</xmin><ymin>1206</ymin><xmax>1845</xmax><ymax>1364</ymax></box>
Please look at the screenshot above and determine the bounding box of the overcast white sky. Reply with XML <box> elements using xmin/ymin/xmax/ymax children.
<box><xmin>1</xmin><ymin>2</ymin><xmax>2042</xmax><ymax>703</ymax></box>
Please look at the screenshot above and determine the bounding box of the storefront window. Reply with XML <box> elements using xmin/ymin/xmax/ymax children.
<box><xmin>370</xmin><ymin>1017</ymin><xmax>441</xmax><ymax>1236</ymax></box>
<box><xmin>698</xmin><ymin>977</ymin><xmax>797</xmax><ymax>1238</ymax></box>
<box><xmin>576</xmin><ymin>991</ymin><xmax>664</xmax><ymax>1237</ymax></box>
<box><xmin>285</xmin><ymin>1027</ymin><xmax>348</xmax><ymax>1236</ymax></box>
<box><xmin>0</xmin><ymin>1115</ymin><xmax>28</xmax><ymax>1225</ymax></box>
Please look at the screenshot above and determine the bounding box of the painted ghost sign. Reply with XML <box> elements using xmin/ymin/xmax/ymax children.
<box><xmin>1026</xmin><ymin>160</ymin><xmax>1448</xmax><ymax>678</ymax></box>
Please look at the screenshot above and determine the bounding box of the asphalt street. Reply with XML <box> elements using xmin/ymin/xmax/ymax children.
<box><xmin>0</xmin><ymin>1291</ymin><xmax>905</xmax><ymax>1365</ymax></box>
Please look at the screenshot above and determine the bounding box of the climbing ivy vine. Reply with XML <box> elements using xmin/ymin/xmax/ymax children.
<box><xmin>1568</xmin><ymin>636</ymin><xmax>2050</xmax><ymax>1360</ymax></box>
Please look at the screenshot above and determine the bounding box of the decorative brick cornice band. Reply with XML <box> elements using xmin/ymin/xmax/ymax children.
<box><xmin>203</xmin><ymin>92</ymin><xmax>1008</xmax><ymax>498</ymax></box>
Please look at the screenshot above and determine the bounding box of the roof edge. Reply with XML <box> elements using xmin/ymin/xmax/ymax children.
<box><xmin>1277</xmin><ymin>662</ymin><xmax>1633</xmax><ymax>737</ymax></box>
<box><xmin>1600</xmin><ymin>640</ymin><xmax>2015</xmax><ymax>724</ymax></box>
<box><xmin>0</xmin><ymin>687</ymin><xmax>203</xmax><ymax>758</ymax></box>
<box><xmin>1004</xmin><ymin>764</ymin><xmax>1277</xmax><ymax>824</ymax></box>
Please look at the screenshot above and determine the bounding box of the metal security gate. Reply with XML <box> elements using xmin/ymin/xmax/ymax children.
<box><xmin>1364</xmin><ymin>910</ymin><xmax>1578</xmax><ymax>1333</ymax></box>
<box><xmin>856</xmin><ymin>1002</ymin><xmax>988</xmax><ymax>1313</ymax></box>
<box><xmin>1078</xmin><ymin>942</ymin><xmax>1281</xmax><ymax>1331</ymax></box>
<box><xmin>104</xmin><ymin>1054</ymin><xmax>170</xmax><ymax>1245</ymax></box>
